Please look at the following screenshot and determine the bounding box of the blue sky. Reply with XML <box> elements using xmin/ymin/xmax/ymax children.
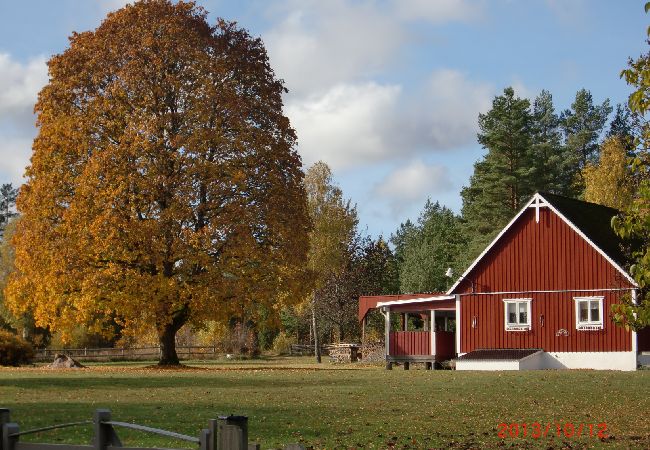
<box><xmin>0</xmin><ymin>0</ymin><xmax>647</xmax><ymax>239</ymax></box>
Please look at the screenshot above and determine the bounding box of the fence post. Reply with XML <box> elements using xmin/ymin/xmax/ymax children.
<box><xmin>0</xmin><ymin>409</ymin><xmax>11</xmax><ymax>450</ymax></box>
<box><xmin>2</xmin><ymin>422</ymin><xmax>19</xmax><ymax>450</ymax></box>
<box><xmin>216</xmin><ymin>416</ymin><xmax>247</xmax><ymax>450</ymax></box>
<box><xmin>94</xmin><ymin>409</ymin><xmax>121</xmax><ymax>450</ymax></box>
<box><xmin>208</xmin><ymin>419</ymin><xmax>217</xmax><ymax>450</ymax></box>
<box><xmin>199</xmin><ymin>428</ymin><xmax>210</xmax><ymax>450</ymax></box>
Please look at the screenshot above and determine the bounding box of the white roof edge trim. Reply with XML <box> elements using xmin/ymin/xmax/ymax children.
<box><xmin>445</xmin><ymin>193</ymin><xmax>637</xmax><ymax>295</ymax></box>
<box><xmin>376</xmin><ymin>295</ymin><xmax>455</xmax><ymax>308</ymax></box>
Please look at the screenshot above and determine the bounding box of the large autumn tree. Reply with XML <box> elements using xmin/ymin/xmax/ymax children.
<box><xmin>6</xmin><ymin>0</ymin><xmax>310</xmax><ymax>365</ymax></box>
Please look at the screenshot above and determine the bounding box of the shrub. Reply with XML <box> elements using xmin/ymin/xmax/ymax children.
<box><xmin>272</xmin><ymin>331</ymin><xmax>296</xmax><ymax>355</ymax></box>
<box><xmin>0</xmin><ymin>330</ymin><xmax>34</xmax><ymax>366</ymax></box>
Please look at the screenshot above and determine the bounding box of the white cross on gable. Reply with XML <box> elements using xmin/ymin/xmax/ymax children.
<box><xmin>528</xmin><ymin>195</ymin><xmax>549</xmax><ymax>223</ymax></box>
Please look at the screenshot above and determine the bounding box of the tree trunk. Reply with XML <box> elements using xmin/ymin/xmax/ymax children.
<box><xmin>157</xmin><ymin>304</ymin><xmax>190</xmax><ymax>366</ymax></box>
<box><xmin>311</xmin><ymin>303</ymin><xmax>321</xmax><ymax>363</ymax></box>
<box><xmin>158</xmin><ymin>323</ymin><xmax>180</xmax><ymax>365</ymax></box>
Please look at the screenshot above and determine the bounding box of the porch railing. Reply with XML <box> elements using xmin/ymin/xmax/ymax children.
<box><xmin>388</xmin><ymin>331</ymin><xmax>430</xmax><ymax>356</ymax></box>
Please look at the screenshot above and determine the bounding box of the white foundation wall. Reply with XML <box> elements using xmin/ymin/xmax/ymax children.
<box><xmin>455</xmin><ymin>351</ymin><xmax>637</xmax><ymax>371</ymax></box>
<box><xmin>541</xmin><ymin>352</ymin><xmax>636</xmax><ymax>371</ymax></box>
<box><xmin>456</xmin><ymin>360</ymin><xmax>520</xmax><ymax>371</ymax></box>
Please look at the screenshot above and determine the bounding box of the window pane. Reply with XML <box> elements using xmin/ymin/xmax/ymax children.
<box><xmin>579</xmin><ymin>301</ymin><xmax>589</xmax><ymax>322</ymax></box>
<box><xmin>518</xmin><ymin>302</ymin><xmax>527</xmax><ymax>324</ymax></box>
<box><xmin>508</xmin><ymin>303</ymin><xmax>516</xmax><ymax>324</ymax></box>
<box><xmin>590</xmin><ymin>301</ymin><xmax>600</xmax><ymax>322</ymax></box>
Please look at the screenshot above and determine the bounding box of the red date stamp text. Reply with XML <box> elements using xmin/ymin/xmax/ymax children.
<box><xmin>497</xmin><ymin>422</ymin><xmax>608</xmax><ymax>439</ymax></box>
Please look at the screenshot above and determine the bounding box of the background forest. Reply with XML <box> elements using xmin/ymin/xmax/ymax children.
<box><xmin>0</xmin><ymin>85</ymin><xmax>639</xmax><ymax>354</ymax></box>
<box><xmin>0</xmin><ymin>1</ymin><xmax>647</xmax><ymax>362</ymax></box>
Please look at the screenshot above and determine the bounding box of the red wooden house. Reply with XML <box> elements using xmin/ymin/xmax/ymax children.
<box><xmin>359</xmin><ymin>192</ymin><xmax>648</xmax><ymax>370</ymax></box>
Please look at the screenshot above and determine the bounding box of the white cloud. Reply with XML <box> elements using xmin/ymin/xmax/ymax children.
<box><xmin>0</xmin><ymin>137</ymin><xmax>32</xmax><ymax>186</ymax></box>
<box><xmin>373</xmin><ymin>160</ymin><xmax>453</xmax><ymax>214</ymax></box>
<box><xmin>392</xmin><ymin>0</ymin><xmax>484</xmax><ymax>24</ymax></box>
<box><xmin>288</xmin><ymin>82</ymin><xmax>401</xmax><ymax>170</ymax></box>
<box><xmin>0</xmin><ymin>53</ymin><xmax>46</xmax><ymax>186</ymax></box>
<box><xmin>0</xmin><ymin>53</ymin><xmax>48</xmax><ymax>120</ymax></box>
<box><xmin>264</xmin><ymin>0</ymin><xmax>493</xmax><ymax>171</ymax></box>
<box><xmin>410</xmin><ymin>69</ymin><xmax>493</xmax><ymax>150</ymax></box>
<box><xmin>288</xmin><ymin>70</ymin><xmax>494</xmax><ymax>171</ymax></box>
<box><xmin>264</xmin><ymin>0</ymin><xmax>405</xmax><ymax>95</ymax></box>
<box><xmin>264</xmin><ymin>0</ymin><xmax>484</xmax><ymax>96</ymax></box>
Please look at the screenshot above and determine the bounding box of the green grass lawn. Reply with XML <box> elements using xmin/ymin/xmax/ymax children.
<box><xmin>1</xmin><ymin>358</ymin><xmax>648</xmax><ymax>449</ymax></box>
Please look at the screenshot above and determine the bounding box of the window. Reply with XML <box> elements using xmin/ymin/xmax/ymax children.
<box><xmin>574</xmin><ymin>297</ymin><xmax>604</xmax><ymax>330</ymax></box>
<box><xmin>502</xmin><ymin>299</ymin><xmax>532</xmax><ymax>331</ymax></box>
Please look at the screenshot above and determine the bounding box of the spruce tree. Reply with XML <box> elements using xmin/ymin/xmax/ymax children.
<box><xmin>530</xmin><ymin>90</ymin><xmax>567</xmax><ymax>194</ymax></box>
<box><xmin>607</xmin><ymin>103</ymin><xmax>636</xmax><ymax>154</ymax></box>
<box><xmin>397</xmin><ymin>201</ymin><xmax>466</xmax><ymax>293</ymax></box>
<box><xmin>560</xmin><ymin>89</ymin><xmax>612</xmax><ymax>195</ymax></box>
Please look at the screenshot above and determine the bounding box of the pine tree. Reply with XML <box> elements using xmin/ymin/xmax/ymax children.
<box><xmin>461</xmin><ymin>87</ymin><xmax>534</xmax><ymax>260</ymax></box>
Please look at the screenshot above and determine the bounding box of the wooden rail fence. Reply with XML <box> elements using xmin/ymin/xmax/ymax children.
<box><xmin>35</xmin><ymin>343</ymin><xmax>364</xmax><ymax>362</ymax></box>
<box><xmin>34</xmin><ymin>347</ymin><xmax>224</xmax><ymax>362</ymax></box>
<box><xmin>0</xmin><ymin>408</ymin><xmax>304</xmax><ymax>450</ymax></box>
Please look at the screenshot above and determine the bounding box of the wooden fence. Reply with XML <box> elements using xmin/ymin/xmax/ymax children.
<box><xmin>34</xmin><ymin>347</ymin><xmax>223</xmax><ymax>362</ymax></box>
<box><xmin>0</xmin><ymin>408</ymin><xmax>304</xmax><ymax>450</ymax></box>
<box><xmin>35</xmin><ymin>343</ymin><xmax>363</xmax><ymax>363</ymax></box>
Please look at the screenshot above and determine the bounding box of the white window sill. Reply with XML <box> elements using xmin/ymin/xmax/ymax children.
<box><xmin>576</xmin><ymin>325</ymin><xmax>603</xmax><ymax>331</ymax></box>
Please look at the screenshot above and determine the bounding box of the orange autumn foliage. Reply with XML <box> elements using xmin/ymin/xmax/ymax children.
<box><xmin>6</xmin><ymin>0</ymin><xmax>310</xmax><ymax>364</ymax></box>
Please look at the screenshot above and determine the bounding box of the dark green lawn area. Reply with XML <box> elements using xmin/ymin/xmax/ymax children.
<box><xmin>1</xmin><ymin>358</ymin><xmax>648</xmax><ymax>449</ymax></box>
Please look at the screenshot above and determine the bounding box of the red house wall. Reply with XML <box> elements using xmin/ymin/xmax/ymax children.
<box><xmin>459</xmin><ymin>291</ymin><xmax>631</xmax><ymax>353</ymax></box>
<box><xmin>455</xmin><ymin>207</ymin><xmax>634</xmax><ymax>353</ymax></box>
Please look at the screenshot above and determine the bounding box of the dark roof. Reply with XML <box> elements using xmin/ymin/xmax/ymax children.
<box><xmin>539</xmin><ymin>192</ymin><xmax>627</xmax><ymax>267</ymax></box>
<box><xmin>457</xmin><ymin>349</ymin><xmax>542</xmax><ymax>361</ymax></box>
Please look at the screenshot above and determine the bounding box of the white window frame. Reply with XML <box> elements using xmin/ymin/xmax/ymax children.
<box><xmin>574</xmin><ymin>296</ymin><xmax>604</xmax><ymax>330</ymax></box>
<box><xmin>502</xmin><ymin>298</ymin><xmax>532</xmax><ymax>331</ymax></box>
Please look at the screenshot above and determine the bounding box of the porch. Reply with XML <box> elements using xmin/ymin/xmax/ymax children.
<box><xmin>375</xmin><ymin>295</ymin><xmax>457</xmax><ymax>370</ymax></box>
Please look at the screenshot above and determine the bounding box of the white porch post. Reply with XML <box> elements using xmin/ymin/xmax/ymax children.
<box><xmin>384</xmin><ymin>307</ymin><xmax>390</xmax><ymax>357</ymax></box>
<box><xmin>455</xmin><ymin>294</ymin><xmax>461</xmax><ymax>354</ymax></box>
<box><xmin>404</xmin><ymin>313</ymin><xmax>409</xmax><ymax>331</ymax></box>
<box><xmin>632</xmin><ymin>289</ymin><xmax>638</xmax><ymax>356</ymax></box>
<box><xmin>431</xmin><ymin>310</ymin><xmax>436</xmax><ymax>356</ymax></box>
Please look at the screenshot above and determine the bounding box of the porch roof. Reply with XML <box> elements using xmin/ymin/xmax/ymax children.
<box><xmin>376</xmin><ymin>295</ymin><xmax>455</xmax><ymax>308</ymax></box>
<box><xmin>358</xmin><ymin>293</ymin><xmax>442</xmax><ymax>322</ymax></box>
